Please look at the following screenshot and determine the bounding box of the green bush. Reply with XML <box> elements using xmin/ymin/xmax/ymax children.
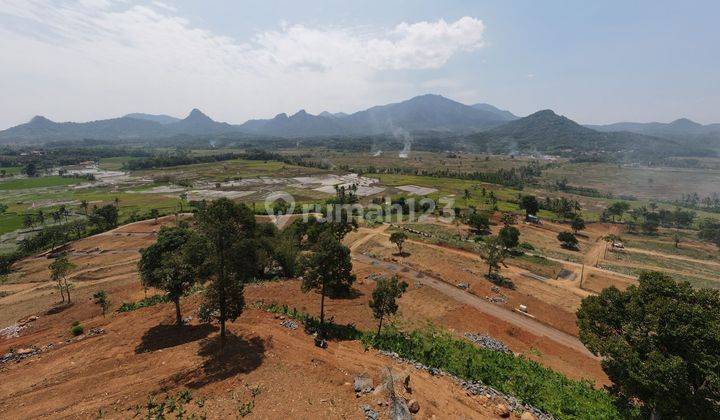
<box><xmin>363</xmin><ymin>325</ymin><xmax>621</xmax><ymax>420</ymax></box>
<box><xmin>519</xmin><ymin>242</ymin><xmax>535</xmax><ymax>250</ymax></box>
<box><xmin>71</xmin><ymin>320</ymin><xmax>80</xmax><ymax>327</ymax></box>
<box><xmin>70</xmin><ymin>324</ymin><xmax>84</xmax><ymax>336</ymax></box>
<box><xmin>117</xmin><ymin>294</ymin><xmax>169</xmax><ymax>313</ymax></box>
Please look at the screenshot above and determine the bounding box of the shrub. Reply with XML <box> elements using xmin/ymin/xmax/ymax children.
<box><xmin>363</xmin><ymin>325</ymin><xmax>620</xmax><ymax>419</ymax></box>
<box><xmin>70</xmin><ymin>324</ymin><xmax>84</xmax><ymax>336</ymax></box>
<box><xmin>519</xmin><ymin>242</ymin><xmax>535</xmax><ymax>250</ymax></box>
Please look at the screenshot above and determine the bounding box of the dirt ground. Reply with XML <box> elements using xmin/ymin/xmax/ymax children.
<box><xmin>0</xmin><ymin>216</ymin><xmax>618</xmax><ymax>418</ymax></box>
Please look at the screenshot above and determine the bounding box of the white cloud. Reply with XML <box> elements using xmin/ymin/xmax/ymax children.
<box><xmin>0</xmin><ymin>0</ymin><xmax>486</xmax><ymax>126</ymax></box>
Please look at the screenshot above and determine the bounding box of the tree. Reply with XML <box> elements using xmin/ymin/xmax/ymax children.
<box><xmin>389</xmin><ymin>231</ymin><xmax>407</xmax><ymax>256</ymax></box>
<box><xmin>479</xmin><ymin>236</ymin><xmax>506</xmax><ymax>276</ymax></box>
<box><xmin>24</xmin><ymin>161</ymin><xmax>38</xmax><ymax>177</ymax></box>
<box><xmin>369</xmin><ymin>275</ymin><xmax>408</xmax><ymax>335</ymax></box>
<box><xmin>571</xmin><ymin>216</ymin><xmax>586</xmax><ymax>234</ymax></box>
<box><xmin>149</xmin><ymin>208</ymin><xmax>160</xmax><ymax>224</ymax></box>
<box><xmin>139</xmin><ymin>226</ymin><xmax>208</xmax><ymax>325</ymax></box>
<box><xmin>498</xmin><ymin>225</ymin><xmax>520</xmax><ymax>250</ymax></box>
<box><xmin>607</xmin><ymin>201</ymin><xmax>631</xmax><ymax>222</ymax></box>
<box><xmin>196</xmin><ymin>198</ymin><xmax>257</xmax><ymax>345</ymax></box>
<box><xmin>463</xmin><ymin>188</ymin><xmax>471</xmax><ymax>203</ymax></box>
<box><xmin>500</xmin><ymin>212</ymin><xmax>516</xmax><ymax>227</ymax></box>
<box><xmin>673</xmin><ymin>232</ymin><xmax>681</xmax><ymax>248</ymax></box>
<box><xmin>557</xmin><ymin>231</ymin><xmax>579</xmax><ymax>250</ymax></box>
<box><xmin>300</xmin><ymin>230</ymin><xmax>355</xmax><ymax>336</ymax></box>
<box><xmin>49</xmin><ymin>256</ymin><xmax>76</xmax><ymax>303</ymax></box>
<box><xmin>519</xmin><ymin>195</ymin><xmax>539</xmax><ymax>218</ymax></box>
<box><xmin>90</xmin><ymin>204</ymin><xmax>118</xmax><ymax>230</ymax></box>
<box><xmin>577</xmin><ymin>272</ymin><xmax>720</xmax><ymax>418</ymax></box>
<box><xmin>0</xmin><ymin>203</ymin><xmax>7</xmax><ymax>215</ymax></box>
<box><xmin>467</xmin><ymin>212</ymin><xmax>490</xmax><ymax>234</ymax></box>
<box><xmin>93</xmin><ymin>290</ymin><xmax>110</xmax><ymax>316</ymax></box>
<box><xmin>80</xmin><ymin>200</ymin><xmax>89</xmax><ymax>216</ymax></box>
<box><xmin>22</xmin><ymin>213</ymin><xmax>35</xmax><ymax>228</ymax></box>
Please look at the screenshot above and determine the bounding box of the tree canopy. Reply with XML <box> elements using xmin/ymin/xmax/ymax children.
<box><xmin>577</xmin><ymin>272</ymin><xmax>720</xmax><ymax>418</ymax></box>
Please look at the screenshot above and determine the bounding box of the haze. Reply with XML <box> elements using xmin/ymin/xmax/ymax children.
<box><xmin>0</xmin><ymin>0</ymin><xmax>719</xmax><ymax>129</ymax></box>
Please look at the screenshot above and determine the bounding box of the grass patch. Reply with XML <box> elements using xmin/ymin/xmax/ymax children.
<box><xmin>117</xmin><ymin>294</ymin><xmax>169</xmax><ymax>313</ymax></box>
<box><xmin>0</xmin><ymin>176</ymin><xmax>81</xmax><ymax>190</ymax></box>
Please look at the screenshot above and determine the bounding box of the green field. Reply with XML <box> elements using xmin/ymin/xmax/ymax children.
<box><xmin>0</xmin><ymin>176</ymin><xmax>80</xmax><ymax>190</ymax></box>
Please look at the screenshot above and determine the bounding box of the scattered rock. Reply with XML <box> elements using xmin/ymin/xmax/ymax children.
<box><xmin>463</xmin><ymin>333</ymin><xmax>512</xmax><ymax>354</ymax></box>
<box><xmin>361</xmin><ymin>404</ymin><xmax>379</xmax><ymax>420</ymax></box>
<box><xmin>15</xmin><ymin>348</ymin><xmax>34</xmax><ymax>355</ymax></box>
<box><xmin>354</xmin><ymin>375</ymin><xmax>374</xmax><ymax>394</ymax></box>
<box><xmin>495</xmin><ymin>403</ymin><xmax>510</xmax><ymax>418</ymax></box>
<box><xmin>280</xmin><ymin>320</ymin><xmax>298</xmax><ymax>330</ymax></box>
<box><xmin>407</xmin><ymin>399</ymin><xmax>420</xmax><ymax>414</ymax></box>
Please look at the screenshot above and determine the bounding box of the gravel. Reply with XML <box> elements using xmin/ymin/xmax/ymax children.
<box><xmin>463</xmin><ymin>332</ymin><xmax>512</xmax><ymax>354</ymax></box>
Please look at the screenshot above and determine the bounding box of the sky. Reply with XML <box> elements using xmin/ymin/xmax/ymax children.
<box><xmin>0</xmin><ymin>0</ymin><xmax>718</xmax><ymax>129</ymax></box>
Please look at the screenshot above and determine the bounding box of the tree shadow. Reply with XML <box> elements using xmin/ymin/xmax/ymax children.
<box><xmin>172</xmin><ymin>333</ymin><xmax>268</xmax><ymax>389</ymax></box>
<box><xmin>325</xmin><ymin>286</ymin><xmax>363</xmax><ymax>300</ymax></box>
<box><xmin>135</xmin><ymin>323</ymin><xmax>217</xmax><ymax>354</ymax></box>
<box><xmin>392</xmin><ymin>251</ymin><xmax>410</xmax><ymax>257</ymax></box>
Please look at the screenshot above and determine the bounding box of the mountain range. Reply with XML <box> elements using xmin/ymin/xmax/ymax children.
<box><xmin>0</xmin><ymin>95</ymin><xmax>527</xmax><ymax>142</ymax></box>
<box><xmin>1</xmin><ymin>94</ymin><xmax>717</xmax><ymax>158</ymax></box>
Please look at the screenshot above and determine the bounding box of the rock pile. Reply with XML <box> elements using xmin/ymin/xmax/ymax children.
<box><xmin>361</xmin><ymin>404</ymin><xmax>379</xmax><ymax>420</ymax></box>
<box><xmin>463</xmin><ymin>333</ymin><xmax>512</xmax><ymax>354</ymax></box>
<box><xmin>280</xmin><ymin>320</ymin><xmax>298</xmax><ymax>330</ymax></box>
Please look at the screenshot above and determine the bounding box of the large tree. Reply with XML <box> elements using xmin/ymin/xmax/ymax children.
<box><xmin>196</xmin><ymin>198</ymin><xmax>258</xmax><ymax>345</ymax></box>
<box><xmin>138</xmin><ymin>226</ymin><xmax>209</xmax><ymax>325</ymax></box>
<box><xmin>369</xmin><ymin>275</ymin><xmax>408</xmax><ymax>335</ymax></box>
<box><xmin>300</xmin><ymin>230</ymin><xmax>355</xmax><ymax>336</ymax></box>
<box><xmin>577</xmin><ymin>272</ymin><xmax>720</xmax><ymax>418</ymax></box>
<box><xmin>519</xmin><ymin>195</ymin><xmax>539</xmax><ymax>218</ymax></box>
<box><xmin>479</xmin><ymin>236</ymin><xmax>506</xmax><ymax>276</ymax></box>
<box><xmin>498</xmin><ymin>225</ymin><xmax>520</xmax><ymax>250</ymax></box>
<box><xmin>389</xmin><ymin>231</ymin><xmax>407</xmax><ymax>256</ymax></box>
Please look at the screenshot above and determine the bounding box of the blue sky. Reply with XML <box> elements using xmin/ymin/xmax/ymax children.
<box><xmin>0</xmin><ymin>0</ymin><xmax>718</xmax><ymax>128</ymax></box>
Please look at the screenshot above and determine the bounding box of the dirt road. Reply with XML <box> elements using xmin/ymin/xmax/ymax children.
<box><xmin>353</xmin><ymin>252</ymin><xmax>595</xmax><ymax>358</ymax></box>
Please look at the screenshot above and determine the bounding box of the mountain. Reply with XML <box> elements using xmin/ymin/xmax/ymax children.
<box><xmin>588</xmin><ymin>118</ymin><xmax>720</xmax><ymax>138</ymax></box>
<box><xmin>237</xmin><ymin>94</ymin><xmax>509</xmax><ymax>137</ymax></box>
<box><xmin>238</xmin><ymin>110</ymin><xmax>346</xmax><ymax>137</ymax></box>
<box><xmin>0</xmin><ymin>115</ymin><xmax>166</xmax><ymax>143</ymax></box>
<box><xmin>166</xmin><ymin>109</ymin><xmax>237</xmax><ymax>135</ymax></box>
<box><xmin>342</xmin><ymin>94</ymin><xmax>506</xmax><ymax>134</ymax></box>
<box><xmin>466</xmin><ymin>109</ymin><xmax>711</xmax><ymax>158</ymax></box>
<box><xmin>124</xmin><ymin>113</ymin><xmax>180</xmax><ymax>125</ymax></box>
<box><xmin>471</xmin><ymin>103</ymin><xmax>518</xmax><ymax>121</ymax></box>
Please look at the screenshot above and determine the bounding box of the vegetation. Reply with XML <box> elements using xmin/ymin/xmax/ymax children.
<box><xmin>365</xmin><ymin>325</ymin><xmax>621</xmax><ymax>419</ymax></box>
<box><xmin>557</xmin><ymin>231</ymin><xmax>579</xmax><ymax>250</ymax></box>
<box><xmin>368</xmin><ymin>275</ymin><xmax>408</xmax><ymax>335</ymax></box>
<box><xmin>92</xmin><ymin>290</ymin><xmax>110</xmax><ymax>316</ymax></box>
<box><xmin>117</xmin><ymin>294</ymin><xmax>170</xmax><ymax>313</ymax></box>
<box><xmin>49</xmin><ymin>255</ymin><xmax>76</xmax><ymax>303</ymax></box>
<box><xmin>389</xmin><ymin>231</ymin><xmax>407</xmax><ymax>255</ymax></box>
<box><xmin>70</xmin><ymin>324</ymin><xmax>84</xmax><ymax>336</ymax></box>
<box><xmin>577</xmin><ymin>272</ymin><xmax>720</xmax><ymax>418</ymax></box>
<box><xmin>300</xmin><ymin>230</ymin><xmax>356</xmax><ymax>336</ymax></box>
<box><xmin>196</xmin><ymin>198</ymin><xmax>258</xmax><ymax>345</ymax></box>
<box><xmin>138</xmin><ymin>225</ymin><xmax>208</xmax><ymax>325</ymax></box>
